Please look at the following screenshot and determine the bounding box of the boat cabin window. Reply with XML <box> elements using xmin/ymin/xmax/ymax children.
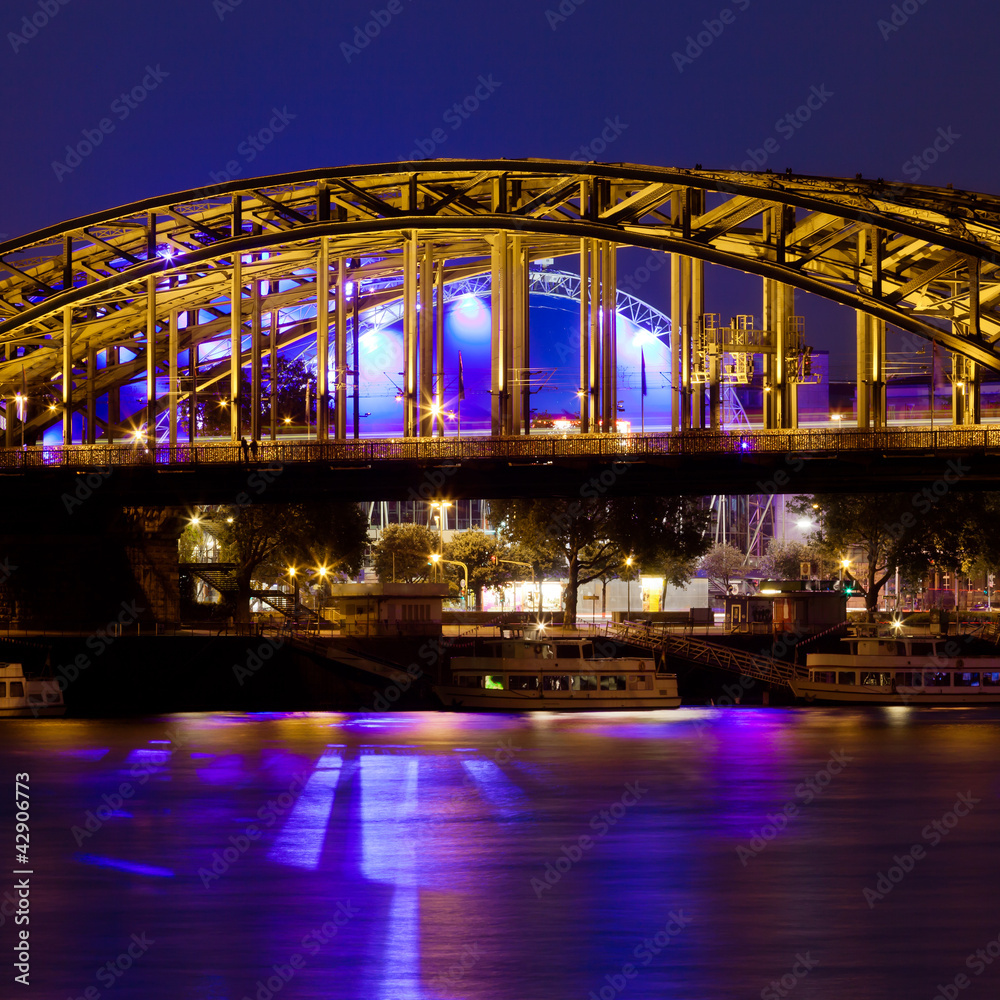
<box><xmin>9</xmin><ymin>682</ymin><xmax>23</xmax><ymax>698</ymax></box>
<box><xmin>508</xmin><ymin>675</ymin><xmax>539</xmax><ymax>691</ymax></box>
<box><xmin>600</xmin><ymin>675</ymin><xmax>627</xmax><ymax>691</ymax></box>
<box><xmin>909</xmin><ymin>642</ymin><xmax>934</xmax><ymax>656</ymax></box>
<box><xmin>531</xmin><ymin>643</ymin><xmax>554</xmax><ymax>658</ymax></box>
<box><xmin>923</xmin><ymin>671</ymin><xmax>951</xmax><ymax>687</ymax></box>
<box><xmin>556</xmin><ymin>644</ymin><xmax>581</xmax><ymax>659</ymax></box>
<box><xmin>582</xmin><ymin>644</ymin><xmax>594</xmax><ymax>659</ymax></box>
<box><xmin>837</xmin><ymin>671</ymin><xmax>856</xmax><ymax>685</ymax></box>
<box><xmin>542</xmin><ymin>675</ymin><xmax>572</xmax><ymax>691</ymax></box>
<box><xmin>571</xmin><ymin>675</ymin><xmax>598</xmax><ymax>691</ymax></box>
<box><xmin>456</xmin><ymin>675</ymin><xmax>484</xmax><ymax>688</ymax></box>
<box><xmin>858</xmin><ymin>640</ymin><xmax>900</xmax><ymax>655</ymax></box>
<box><xmin>811</xmin><ymin>671</ymin><xmax>836</xmax><ymax>684</ymax></box>
<box><xmin>895</xmin><ymin>672</ymin><xmax>919</xmax><ymax>687</ymax></box>
<box><xmin>861</xmin><ymin>672</ymin><xmax>892</xmax><ymax>686</ymax></box>
<box><xmin>485</xmin><ymin>675</ymin><xmax>505</xmax><ymax>690</ymax></box>
<box><xmin>0</xmin><ymin>682</ymin><xmax>5</xmax><ymax>697</ymax></box>
<box><xmin>983</xmin><ymin>672</ymin><xmax>1000</xmax><ymax>686</ymax></box>
<box><xmin>954</xmin><ymin>672</ymin><xmax>980</xmax><ymax>687</ymax></box>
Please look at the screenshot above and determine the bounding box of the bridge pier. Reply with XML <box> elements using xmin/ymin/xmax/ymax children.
<box><xmin>229</xmin><ymin>250</ymin><xmax>242</xmax><ymax>441</ymax></box>
<box><xmin>670</xmin><ymin>189</ymin><xmax>705</xmax><ymax>431</ymax></box>
<box><xmin>316</xmin><ymin>237</ymin><xmax>329</xmax><ymax>441</ymax></box>
<box><xmin>856</xmin><ymin>312</ymin><xmax>887</xmax><ymax>429</ymax></box>
<box><xmin>953</xmin><ymin>354</ymin><xmax>981</xmax><ymax>425</ymax></box>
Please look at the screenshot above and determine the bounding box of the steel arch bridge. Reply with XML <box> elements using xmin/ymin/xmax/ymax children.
<box><xmin>2</xmin><ymin>158</ymin><xmax>999</xmax><ymax>450</ymax></box>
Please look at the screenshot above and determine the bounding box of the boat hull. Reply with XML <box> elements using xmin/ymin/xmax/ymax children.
<box><xmin>433</xmin><ymin>686</ymin><xmax>681</xmax><ymax>711</ymax></box>
<box><xmin>789</xmin><ymin>679</ymin><xmax>1000</xmax><ymax>706</ymax></box>
<box><xmin>0</xmin><ymin>704</ymin><xmax>67</xmax><ymax>718</ymax></box>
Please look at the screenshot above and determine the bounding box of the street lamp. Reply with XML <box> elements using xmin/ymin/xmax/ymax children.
<box><xmin>431</xmin><ymin>553</ymin><xmax>469</xmax><ymax>608</ymax></box>
<box><xmin>429</xmin><ymin>500</ymin><xmax>452</xmax><ymax>579</ymax></box>
<box><xmin>625</xmin><ymin>556</ymin><xmax>634</xmax><ymax>619</ymax></box>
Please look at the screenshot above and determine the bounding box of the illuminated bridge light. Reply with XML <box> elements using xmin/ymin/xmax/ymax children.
<box><xmin>267</xmin><ymin>751</ymin><xmax>343</xmax><ymax>870</ymax></box>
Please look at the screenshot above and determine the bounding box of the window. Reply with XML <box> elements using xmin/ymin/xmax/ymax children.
<box><xmin>456</xmin><ymin>675</ymin><xmax>483</xmax><ymax>688</ymax></box>
<box><xmin>837</xmin><ymin>672</ymin><xmax>856</xmax><ymax>685</ymax></box>
<box><xmin>982</xmin><ymin>672</ymin><xmax>1000</xmax><ymax>686</ymax></box>
<box><xmin>954</xmin><ymin>672</ymin><xmax>981</xmax><ymax>687</ymax></box>
<box><xmin>508</xmin><ymin>675</ymin><xmax>539</xmax><ymax>691</ymax></box>
<box><xmin>556</xmin><ymin>645</ymin><xmax>581</xmax><ymax>659</ymax></box>
<box><xmin>924</xmin><ymin>672</ymin><xmax>951</xmax><ymax>687</ymax></box>
<box><xmin>582</xmin><ymin>644</ymin><xmax>594</xmax><ymax>658</ymax></box>
<box><xmin>9</xmin><ymin>682</ymin><xmax>23</xmax><ymax>698</ymax></box>
<box><xmin>0</xmin><ymin>682</ymin><xmax>6</xmax><ymax>697</ymax></box>
<box><xmin>910</xmin><ymin>643</ymin><xmax>933</xmax><ymax>656</ymax></box>
<box><xmin>485</xmin><ymin>675</ymin><xmax>504</xmax><ymax>690</ymax></box>
<box><xmin>895</xmin><ymin>672</ymin><xmax>916</xmax><ymax>687</ymax></box>
<box><xmin>571</xmin><ymin>675</ymin><xmax>598</xmax><ymax>691</ymax></box>
<box><xmin>542</xmin><ymin>675</ymin><xmax>572</xmax><ymax>691</ymax></box>
<box><xmin>812</xmin><ymin>671</ymin><xmax>836</xmax><ymax>684</ymax></box>
<box><xmin>600</xmin><ymin>675</ymin><xmax>627</xmax><ymax>691</ymax></box>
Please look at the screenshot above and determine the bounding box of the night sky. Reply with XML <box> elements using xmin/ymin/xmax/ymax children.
<box><xmin>2</xmin><ymin>0</ymin><xmax>998</xmax><ymax>367</ymax></box>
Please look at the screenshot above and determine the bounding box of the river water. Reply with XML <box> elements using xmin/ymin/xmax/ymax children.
<box><xmin>3</xmin><ymin>707</ymin><xmax>999</xmax><ymax>999</ymax></box>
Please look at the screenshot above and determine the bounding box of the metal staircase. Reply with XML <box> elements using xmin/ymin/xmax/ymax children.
<box><xmin>605</xmin><ymin>621</ymin><xmax>804</xmax><ymax>689</ymax></box>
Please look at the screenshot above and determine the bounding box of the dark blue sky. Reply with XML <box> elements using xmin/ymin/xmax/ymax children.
<box><xmin>2</xmin><ymin>0</ymin><xmax>997</xmax><ymax>363</ymax></box>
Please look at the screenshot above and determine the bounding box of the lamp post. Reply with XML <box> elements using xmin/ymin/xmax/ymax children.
<box><xmin>316</xmin><ymin>565</ymin><xmax>329</xmax><ymax>628</ymax></box>
<box><xmin>626</xmin><ymin>555</ymin><xmax>634</xmax><ymax>619</ymax></box>
<box><xmin>431</xmin><ymin>554</ymin><xmax>469</xmax><ymax>608</ymax></box>
<box><xmin>287</xmin><ymin>566</ymin><xmax>299</xmax><ymax>616</ymax></box>
<box><xmin>429</xmin><ymin>500</ymin><xmax>452</xmax><ymax>580</ymax></box>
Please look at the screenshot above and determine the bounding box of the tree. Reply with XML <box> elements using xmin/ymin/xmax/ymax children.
<box><xmin>757</xmin><ymin>538</ymin><xmax>832</xmax><ymax>581</ymax></box>
<box><xmin>790</xmin><ymin>493</ymin><xmax>1000</xmax><ymax>614</ymax></box>
<box><xmin>372</xmin><ymin>523</ymin><xmax>436</xmax><ymax>583</ymax></box>
<box><xmin>442</xmin><ymin>531</ymin><xmax>507</xmax><ymax>610</ymax></box>
<box><xmin>700</xmin><ymin>543</ymin><xmax>749</xmax><ymax>595</ymax></box>
<box><xmin>218</xmin><ymin>501</ymin><xmax>368</xmax><ymax>620</ymax></box>
<box><xmin>489</xmin><ymin>496</ymin><xmax>709</xmax><ymax>624</ymax></box>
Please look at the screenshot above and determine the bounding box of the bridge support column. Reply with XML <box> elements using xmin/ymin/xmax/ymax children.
<box><xmin>490</xmin><ymin>231</ymin><xmax>511</xmax><ymax>435</ymax></box>
<box><xmin>62</xmin><ymin>306</ymin><xmax>73</xmax><ymax>445</ymax></box>
<box><xmin>187</xmin><ymin>340</ymin><xmax>196</xmax><ymax>445</ymax></box>
<box><xmin>168</xmin><ymin>309</ymin><xmax>179</xmax><ymax>449</ymax></box>
<box><xmin>107</xmin><ymin>345</ymin><xmax>118</xmax><ymax>444</ymax></box>
<box><xmin>579</xmin><ymin>238</ymin><xmax>591</xmax><ymax>433</ymax></box>
<box><xmin>229</xmin><ymin>259</ymin><xmax>242</xmax><ymax>441</ymax></box>
<box><xmin>589</xmin><ymin>240</ymin><xmax>602</xmax><ymax>432</ymax></box>
<box><xmin>85</xmin><ymin>344</ymin><xmax>96</xmax><ymax>444</ymax></box>
<box><xmin>434</xmin><ymin>261</ymin><xmax>444</xmax><ymax>437</ymax></box>
<box><xmin>953</xmin><ymin>353</ymin><xmax>980</xmax><ymax>425</ymax></box>
<box><xmin>269</xmin><ymin>310</ymin><xmax>278</xmax><ymax>440</ymax></box>
<box><xmin>403</xmin><ymin>233</ymin><xmax>419</xmax><ymax>437</ymax></box>
<box><xmin>336</xmin><ymin>256</ymin><xmax>349</xmax><ymax>439</ymax></box>
<box><xmin>250</xmin><ymin>282</ymin><xmax>262</xmax><ymax>441</ymax></box>
<box><xmin>691</xmin><ymin>255</ymin><xmax>705</xmax><ymax>428</ymax></box>
<box><xmin>146</xmin><ymin>275</ymin><xmax>157</xmax><ymax>440</ymax></box>
<box><xmin>856</xmin><ymin>312</ymin><xmax>886</xmax><ymax>429</ymax></box>
<box><xmin>601</xmin><ymin>241</ymin><xmax>617</xmax><ymax>433</ymax></box>
<box><xmin>418</xmin><ymin>245</ymin><xmax>434</xmax><ymax>437</ymax></box>
<box><xmin>315</xmin><ymin>238</ymin><xmax>329</xmax><ymax>442</ymax></box>
<box><xmin>512</xmin><ymin>237</ymin><xmax>530</xmax><ymax>435</ymax></box>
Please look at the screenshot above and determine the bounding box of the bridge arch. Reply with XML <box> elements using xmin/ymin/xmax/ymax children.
<box><xmin>1</xmin><ymin>159</ymin><xmax>998</xmax><ymax>444</ymax></box>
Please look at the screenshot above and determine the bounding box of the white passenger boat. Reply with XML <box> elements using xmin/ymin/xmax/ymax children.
<box><xmin>0</xmin><ymin>662</ymin><xmax>65</xmax><ymax>717</ymax></box>
<box><xmin>790</xmin><ymin>632</ymin><xmax>1000</xmax><ymax>705</ymax></box>
<box><xmin>434</xmin><ymin>636</ymin><xmax>681</xmax><ymax>710</ymax></box>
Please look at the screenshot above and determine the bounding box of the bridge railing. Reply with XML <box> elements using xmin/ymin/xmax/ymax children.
<box><xmin>0</xmin><ymin>426</ymin><xmax>997</xmax><ymax>470</ymax></box>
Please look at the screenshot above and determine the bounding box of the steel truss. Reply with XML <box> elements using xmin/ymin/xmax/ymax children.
<box><xmin>1</xmin><ymin>159</ymin><xmax>999</xmax><ymax>445</ymax></box>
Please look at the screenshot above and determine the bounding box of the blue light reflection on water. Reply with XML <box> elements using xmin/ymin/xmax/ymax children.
<box><xmin>14</xmin><ymin>709</ymin><xmax>1000</xmax><ymax>998</ymax></box>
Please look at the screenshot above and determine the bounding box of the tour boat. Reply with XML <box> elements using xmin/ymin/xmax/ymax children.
<box><xmin>434</xmin><ymin>636</ymin><xmax>681</xmax><ymax>710</ymax></box>
<box><xmin>0</xmin><ymin>662</ymin><xmax>65</xmax><ymax>717</ymax></box>
<box><xmin>790</xmin><ymin>632</ymin><xmax>1000</xmax><ymax>705</ymax></box>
